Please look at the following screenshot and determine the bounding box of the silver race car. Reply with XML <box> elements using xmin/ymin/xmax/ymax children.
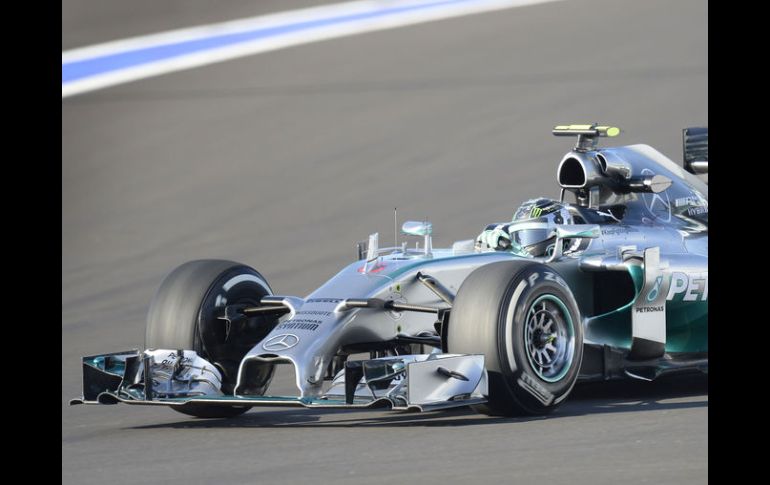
<box><xmin>70</xmin><ymin>124</ymin><xmax>708</xmax><ymax>418</ymax></box>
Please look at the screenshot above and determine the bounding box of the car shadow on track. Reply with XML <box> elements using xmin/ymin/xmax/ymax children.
<box><xmin>129</xmin><ymin>373</ymin><xmax>707</xmax><ymax>430</ymax></box>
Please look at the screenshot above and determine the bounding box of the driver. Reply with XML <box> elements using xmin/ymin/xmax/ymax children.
<box><xmin>475</xmin><ymin>198</ymin><xmax>576</xmax><ymax>257</ymax></box>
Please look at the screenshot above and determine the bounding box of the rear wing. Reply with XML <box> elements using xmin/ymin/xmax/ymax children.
<box><xmin>683</xmin><ymin>127</ymin><xmax>708</xmax><ymax>175</ymax></box>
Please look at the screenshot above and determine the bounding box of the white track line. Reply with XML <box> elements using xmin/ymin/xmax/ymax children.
<box><xmin>62</xmin><ymin>0</ymin><xmax>564</xmax><ymax>98</ymax></box>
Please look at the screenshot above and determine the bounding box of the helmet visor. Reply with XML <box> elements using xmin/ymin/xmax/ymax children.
<box><xmin>511</xmin><ymin>228</ymin><xmax>552</xmax><ymax>248</ymax></box>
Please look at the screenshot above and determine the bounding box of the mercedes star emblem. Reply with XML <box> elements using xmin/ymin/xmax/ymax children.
<box><xmin>262</xmin><ymin>334</ymin><xmax>300</xmax><ymax>351</ymax></box>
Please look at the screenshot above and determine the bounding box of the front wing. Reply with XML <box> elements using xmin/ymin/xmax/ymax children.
<box><xmin>70</xmin><ymin>350</ymin><xmax>488</xmax><ymax>413</ymax></box>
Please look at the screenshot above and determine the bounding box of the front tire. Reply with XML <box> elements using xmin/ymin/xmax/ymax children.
<box><xmin>448</xmin><ymin>260</ymin><xmax>583</xmax><ymax>416</ymax></box>
<box><xmin>145</xmin><ymin>260</ymin><xmax>277</xmax><ymax>418</ymax></box>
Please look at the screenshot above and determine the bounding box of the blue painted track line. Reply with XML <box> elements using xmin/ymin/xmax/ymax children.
<box><xmin>62</xmin><ymin>0</ymin><xmax>476</xmax><ymax>84</ymax></box>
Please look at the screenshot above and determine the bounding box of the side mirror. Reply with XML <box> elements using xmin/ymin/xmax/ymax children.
<box><xmin>401</xmin><ymin>221</ymin><xmax>432</xmax><ymax>236</ymax></box>
<box><xmin>627</xmin><ymin>174</ymin><xmax>673</xmax><ymax>194</ymax></box>
<box><xmin>401</xmin><ymin>221</ymin><xmax>433</xmax><ymax>256</ymax></box>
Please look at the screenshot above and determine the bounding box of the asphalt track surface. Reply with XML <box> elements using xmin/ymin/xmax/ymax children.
<box><xmin>62</xmin><ymin>0</ymin><xmax>708</xmax><ymax>483</ymax></box>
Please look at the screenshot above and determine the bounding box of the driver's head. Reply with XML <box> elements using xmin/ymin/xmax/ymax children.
<box><xmin>508</xmin><ymin>198</ymin><xmax>574</xmax><ymax>257</ymax></box>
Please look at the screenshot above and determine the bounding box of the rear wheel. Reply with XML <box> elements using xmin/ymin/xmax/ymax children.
<box><xmin>146</xmin><ymin>259</ymin><xmax>278</xmax><ymax>418</ymax></box>
<box><xmin>447</xmin><ymin>260</ymin><xmax>583</xmax><ymax>416</ymax></box>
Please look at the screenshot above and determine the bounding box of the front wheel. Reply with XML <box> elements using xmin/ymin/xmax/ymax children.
<box><xmin>145</xmin><ymin>259</ymin><xmax>278</xmax><ymax>418</ymax></box>
<box><xmin>448</xmin><ymin>260</ymin><xmax>583</xmax><ymax>416</ymax></box>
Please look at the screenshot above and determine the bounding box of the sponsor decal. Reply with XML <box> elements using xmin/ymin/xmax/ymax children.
<box><xmin>295</xmin><ymin>310</ymin><xmax>332</xmax><ymax>317</ymax></box>
<box><xmin>262</xmin><ymin>334</ymin><xmax>300</xmax><ymax>351</ymax></box>
<box><xmin>527</xmin><ymin>270</ymin><xmax>567</xmax><ymax>289</ymax></box>
<box><xmin>646</xmin><ymin>276</ymin><xmax>663</xmax><ymax>302</ymax></box>
<box><xmin>666</xmin><ymin>272</ymin><xmax>708</xmax><ymax>301</ymax></box>
<box><xmin>159</xmin><ymin>352</ymin><xmax>192</xmax><ymax>367</ymax></box>
<box><xmin>675</xmin><ymin>194</ymin><xmax>708</xmax><ymax>217</ymax></box>
<box><xmin>633</xmin><ymin>247</ymin><xmax>666</xmax><ymax>344</ymax></box>
<box><xmin>272</xmin><ymin>308</ymin><xmax>335</xmax><ymax>332</ymax></box>
<box><xmin>632</xmin><ymin>257</ymin><xmax>707</xmax><ymax>345</ymax></box>
<box><xmin>530</xmin><ymin>206</ymin><xmax>543</xmax><ymax>218</ymax></box>
<box><xmin>602</xmin><ymin>227</ymin><xmax>627</xmax><ymax>236</ymax></box>
<box><xmin>601</xmin><ymin>226</ymin><xmax>638</xmax><ymax>236</ymax></box>
<box><xmin>635</xmin><ymin>305</ymin><xmax>664</xmax><ymax>313</ymax></box>
<box><xmin>276</xmin><ymin>320</ymin><xmax>321</xmax><ymax>332</ymax></box>
<box><xmin>544</xmin><ymin>271</ymin><xmax>568</xmax><ymax>289</ymax></box>
<box><xmin>528</xmin><ymin>273</ymin><xmax>539</xmax><ymax>287</ymax></box>
<box><xmin>675</xmin><ymin>196</ymin><xmax>702</xmax><ymax>207</ymax></box>
<box><xmin>517</xmin><ymin>373</ymin><xmax>554</xmax><ymax>406</ymax></box>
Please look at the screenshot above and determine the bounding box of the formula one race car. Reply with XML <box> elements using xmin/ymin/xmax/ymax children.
<box><xmin>71</xmin><ymin>124</ymin><xmax>708</xmax><ymax>418</ymax></box>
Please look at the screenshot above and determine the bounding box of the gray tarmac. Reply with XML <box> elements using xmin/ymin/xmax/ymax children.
<box><xmin>62</xmin><ymin>0</ymin><xmax>708</xmax><ymax>483</ymax></box>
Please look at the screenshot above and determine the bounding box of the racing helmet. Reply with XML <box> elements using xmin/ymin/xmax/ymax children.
<box><xmin>508</xmin><ymin>198</ymin><xmax>574</xmax><ymax>257</ymax></box>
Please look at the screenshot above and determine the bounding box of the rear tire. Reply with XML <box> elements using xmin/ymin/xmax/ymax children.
<box><xmin>146</xmin><ymin>259</ymin><xmax>277</xmax><ymax>418</ymax></box>
<box><xmin>448</xmin><ymin>260</ymin><xmax>583</xmax><ymax>416</ymax></box>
